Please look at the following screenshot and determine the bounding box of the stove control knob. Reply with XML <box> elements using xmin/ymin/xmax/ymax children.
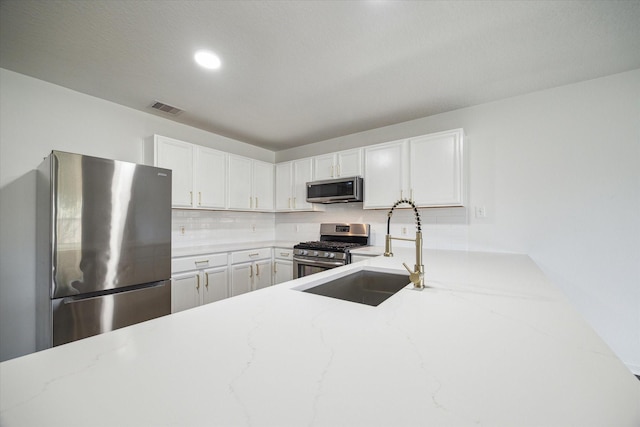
<box><xmin>313</xmin><ymin>251</ymin><xmax>319</xmax><ymax>256</ymax></box>
<box><xmin>328</xmin><ymin>253</ymin><xmax>336</xmax><ymax>259</ymax></box>
<box><xmin>301</xmin><ymin>250</ymin><xmax>308</xmax><ymax>256</ymax></box>
<box><xmin>324</xmin><ymin>252</ymin><xmax>330</xmax><ymax>258</ymax></box>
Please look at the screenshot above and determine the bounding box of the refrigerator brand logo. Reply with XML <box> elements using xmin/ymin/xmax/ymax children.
<box><xmin>157</xmin><ymin>172</ymin><xmax>168</xmax><ymax>177</ymax></box>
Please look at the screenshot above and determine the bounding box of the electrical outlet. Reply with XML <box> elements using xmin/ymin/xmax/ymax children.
<box><xmin>401</xmin><ymin>226</ymin><xmax>408</xmax><ymax>235</ymax></box>
<box><xmin>180</xmin><ymin>226</ymin><xmax>185</xmax><ymax>235</ymax></box>
<box><xmin>251</xmin><ymin>224</ymin><xmax>256</xmax><ymax>232</ymax></box>
<box><xmin>475</xmin><ymin>206</ymin><xmax>487</xmax><ymax>218</ymax></box>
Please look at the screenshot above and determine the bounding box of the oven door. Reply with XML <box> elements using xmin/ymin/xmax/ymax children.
<box><xmin>293</xmin><ymin>256</ymin><xmax>346</xmax><ymax>279</ymax></box>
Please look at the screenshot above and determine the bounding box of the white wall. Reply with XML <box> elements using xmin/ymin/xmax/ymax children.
<box><xmin>0</xmin><ymin>69</ymin><xmax>274</xmax><ymax>361</ymax></box>
<box><xmin>278</xmin><ymin>69</ymin><xmax>640</xmax><ymax>374</ymax></box>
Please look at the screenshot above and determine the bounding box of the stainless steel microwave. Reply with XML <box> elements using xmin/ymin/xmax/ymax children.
<box><xmin>306</xmin><ymin>176</ymin><xmax>364</xmax><ymax>203</ymax></box>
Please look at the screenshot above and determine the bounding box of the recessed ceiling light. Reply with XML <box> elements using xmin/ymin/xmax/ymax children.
<box><xmin>194</xmin><ymin>50</ymin><xmax>221</xmax><ymax>70</ymax></box>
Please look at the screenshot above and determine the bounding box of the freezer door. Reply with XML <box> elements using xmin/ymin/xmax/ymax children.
<box><xmin>50</xmin><ymin>151</ymin><xmax>171</xmax><ymax>298</ymax></box>
<box><xmin>51</xmin><ymin>280</ymin><xmax>171</xmax><ymax>347</ymax></box>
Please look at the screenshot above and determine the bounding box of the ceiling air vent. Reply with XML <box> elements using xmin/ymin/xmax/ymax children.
<box><xmin>149</xmin><ymin>101</ymin><xmax>184</xmax><ymax>116</ymax></box>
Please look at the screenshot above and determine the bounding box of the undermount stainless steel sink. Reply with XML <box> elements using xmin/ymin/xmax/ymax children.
<box><xmin>301</xmin><ymin>270</ymin><xmax>410</xmax><ymax>306</ymax></box>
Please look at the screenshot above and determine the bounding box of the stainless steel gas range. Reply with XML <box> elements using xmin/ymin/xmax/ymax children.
<box><xmin>293</xmin><ymin>223</ymin><xmax>370</xmax><ymax>279</ymax></box>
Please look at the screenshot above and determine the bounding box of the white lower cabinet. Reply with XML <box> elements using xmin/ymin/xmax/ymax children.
<box><xmin>273</xmin><ymin>247</ymin><xmax>293</xmax><ymax>284</ymax></box>
<box><xmin>230</xmin><ymin>248</ymin><xmax>273</xmax><ymax>296</ymax></box>
<box><xmin>171</xmin><ymin>254</ymin><xmax>229</xmax><ymax>313</ymax></box>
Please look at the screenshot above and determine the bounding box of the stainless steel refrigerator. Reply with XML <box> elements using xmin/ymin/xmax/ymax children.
<box><xmin>36</xmin><ymin>151</ymin><xmax>172</xmax><ymax>349</ymax></box>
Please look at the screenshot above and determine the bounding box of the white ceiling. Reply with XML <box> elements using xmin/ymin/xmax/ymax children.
<box><xmin>1</xmin><ymin>1</ymin><xmax>639</xmax><ymax>151</ymax></box>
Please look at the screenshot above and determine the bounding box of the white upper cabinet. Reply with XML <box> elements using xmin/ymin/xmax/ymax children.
<box><xmin>275</xmin><ymin>158</ymin><xmax>314</xmax><ymax>211</ymax></box>
<box><xmin>194</xmin><ymin>146</ymin><xmax>227</xmax><ymax>209</ymax></box>
<box><xmin>363</xmin><ymin>141</ymin><xmax>406</xmax><ymax>209</ymax></box>
<box><xmin>313</xmin><ymin>148</ymin><xmax>362</xmax><ymax>180</ymax></box>
<box><xmin>363</xmin><ymin>129</ymin><xmax>464</xmax><ymax>209</ymax></box>
<box><xmin>228</xmin><ymin>155</ymin><xmax>252</xmax><ymax>210</ymax></box>
<box><xmin>253</xmin><ymin>160</ymin><xmax>274</xmax><ymax>211</ymax></box>
<box><xmin>147</xmin><ymin>135</ymin><xmax>194</xmax><ymax>208</ymax></box>
<box><xmin>228</xmin><ymin>154</ymin><xmax>274</xmax><ymax>211</ymax></box>
<box><xmin>146</xmin><ymin>135</ymin><xmax>227</xmax><ymax>209</ymax></box>
<box><xmin>408</xmin><ymin>130</ymin><xmax>463</xmax><ymax>207</ymax></box>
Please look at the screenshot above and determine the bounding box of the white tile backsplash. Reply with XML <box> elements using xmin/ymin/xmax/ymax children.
<box><xmin>172</xmin><ymin>205</ymin><xmax>468</xmax><ymax>251</ymax></box>
<box><xmin>172</xmin><ymin>210</ymin><xmax>275</xmax><ymax>249</ymax></box>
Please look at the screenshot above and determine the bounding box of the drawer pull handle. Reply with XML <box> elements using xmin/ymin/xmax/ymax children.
<box><xmin>280</xmin><ymin>252</ymin><xmax>289</xmax><ymax>257</ymax></box>
<box><xmin>195</xmin><ymin>260</ymin><xmax>209</xmax><ymax>267</ymax></box>
<box><xmin>249</xmin><ymin>253</ymin><xmax>260</xmax><ymax>257</ymax></box>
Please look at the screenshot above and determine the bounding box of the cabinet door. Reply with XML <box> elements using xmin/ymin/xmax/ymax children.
<box><xmin>409</xmin><ymin>130</ymin><xmax>463</xmax><ymax>207</ymax></box>
<box><xmin>254</xmin><ymin>260</ymin><xmax>272</xmax><ymax>290</ymax></box>
<box><xmin>275</xmin><ymin>162</ymin><xmax>293</xmax><ymax>211</ymax></box>
<box><xmin>228</xmin><ymin>155</ymin><xmax>253</xmax><ymax>210</ymax></box>
<box><xmin>253</xmin><ymin>160</ymin><xmax>274</xmax><ymax>211</ymax></box>
<box><xmin>363</xmin><ymin>141</ymin><xmax>405</xmax><ymax>209</ymax></box>
<box><xmin>336</xmin><ymin>149</ymin><xmax>362</xmax><ymax>178</ymax></box>
<box><xmin>292</xmin><ymin>158</ymin><xmax>313</xmax><ymax>210</ymax></box>
<box><xmin>155</xmin><ymin>137</ymin><xmax>194</xmax><ymax>208</ymax></box>
<box><xmin>195</xmin><ymin>147</ymin><xmax>227</xmax><ymax>209</ymax></box>
<box><xmin>203</xmin><ymin>267</ymin><xmax>228</xmax><ymax>305</ymax></box>
<box><xmin>273</xmin><ymin>260</ymin><xmax>293</xmax><ymax>284</ymax></box>
<box><xmin>171</xmin><ymin>272</ymin><xmax>201</xmax><ymax>313</ymax></box>
<box><xmin>230</xmin><ymin>263</ymin><xmax>253</xmax><ymax>296</ymax></box>
<box><xmin>313</xmin><ymin>154</ymin><xmax>336</xmax><ymax>180</ymax></box>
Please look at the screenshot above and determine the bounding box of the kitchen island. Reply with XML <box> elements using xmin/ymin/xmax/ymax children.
<box><xmin>1</xmin><ymin>249</ymin><xmax>638</xmax><ymax>426</ymax></box>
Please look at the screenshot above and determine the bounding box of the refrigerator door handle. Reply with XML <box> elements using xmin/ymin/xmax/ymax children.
<box><xmin>60</xmin><ymin>281</ymin><xmax>169</xmax><ymax>304</ymax></box>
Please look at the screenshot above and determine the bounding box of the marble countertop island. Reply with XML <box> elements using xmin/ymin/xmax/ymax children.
<box><xmin>2</xmin><ymin>249</ymin><xmax>639</xmax><ymax>426</ymax></box>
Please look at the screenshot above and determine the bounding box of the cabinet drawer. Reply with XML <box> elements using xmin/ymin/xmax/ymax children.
<box><xmin>231</xmin><ymin>248</ymin><xmax>272</xmax><ymax>264</ymax></box>
<box><xmin>274</xmin><ymin>247</ymin><xmax>293</xmax><ymax>260</ymax></box>
<box><xmin>172</xmin><ymin>253</ymin><xmax>228</xmax><ymax>273</ymax></box>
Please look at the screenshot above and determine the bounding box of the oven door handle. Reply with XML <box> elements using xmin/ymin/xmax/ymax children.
<box><xmin>293</xmin><ymin>257</ymin><xmax>346</xmax><ymax>268</ymax></box>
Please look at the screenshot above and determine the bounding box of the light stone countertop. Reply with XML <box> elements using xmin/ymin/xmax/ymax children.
<box><xmin>1</xmin><ymin>249</ymin><xmax>639</xmax><ymax>426</ymax></box>
<box><xmin>172</xmin><ymin>240</ymin><xmax>298</xmax><ymax>258</ymax></box>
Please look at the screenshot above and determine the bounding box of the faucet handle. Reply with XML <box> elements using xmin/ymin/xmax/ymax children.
<box><xmin>402</xmin><ymin>262</ymin><xmax>413</xmax><ymax>274</ymax></box>
<box><xmin>403</xmin><ymin>262</ymin><xmax>424</xmax><ymax>289</ymax></box>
